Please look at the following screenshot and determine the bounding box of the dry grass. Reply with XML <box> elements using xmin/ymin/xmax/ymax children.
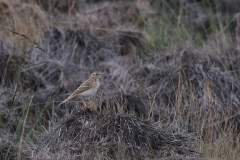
<box><xmin>32</xmin><ymin>108</ymin><xmax>198</xmax><ymax>159</ymax></box>
<box><xmin>0</xmin><ymin>0</ymin><xmax>240</xmax><ymax>159</ymax></box>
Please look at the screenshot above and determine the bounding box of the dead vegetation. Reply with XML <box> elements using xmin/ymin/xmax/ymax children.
<box><xmin>0</xmin><ymin>0</ymin><xmax>240</xmax><ymax>159</ymax></box>
<box><xmin>30</xmin><ymin>109</ymin><xmax>198</xmax><ymax>159</ymax></box>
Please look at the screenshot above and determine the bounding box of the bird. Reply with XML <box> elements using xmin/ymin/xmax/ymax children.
<box><xmin>58</xmin><ymin>71</ymin><xmax>104</xmax><ymax>107</ymax></box>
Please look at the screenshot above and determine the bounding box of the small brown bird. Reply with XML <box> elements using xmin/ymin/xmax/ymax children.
<box><xmin>58</xmin><ymin>71</ymin><xmax>104</xmax><ymax>106</ymax></box>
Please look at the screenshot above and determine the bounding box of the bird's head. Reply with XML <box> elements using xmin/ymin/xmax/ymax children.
<box><xmin>91</xmin><ymin>71</ymin><xmax>104</xmax><ymax>79</ymax></box>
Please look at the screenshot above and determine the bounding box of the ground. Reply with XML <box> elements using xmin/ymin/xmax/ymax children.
<box><xmin>0</xmin><ymin>0</ymin><xmax>240</xmax><ymax>159</ymax></box>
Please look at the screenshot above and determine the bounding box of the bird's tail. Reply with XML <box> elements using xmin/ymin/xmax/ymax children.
<box><xmin>58</xmin><ymin>95</ymin><xmax>75</xmax><ymax>106</ymax></box>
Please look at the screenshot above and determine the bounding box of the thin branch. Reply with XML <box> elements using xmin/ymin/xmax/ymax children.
<box><xmin>10</xmin><ymin>83</ymin><xmax>18</xmax><ymax>107</ymax></box>
<box><xmin>6</xmin><ymin>28</ymin><xmax>45</xmax><ymax>52</ymax></box>
<box><xmin>17</xmin><ymin>95</ymin><xmax>34</xmax><ymax>160</ymax></box>
<box><xmin>6</xmin><ymin>28</ymin><xmax>78</xmax><ymax>91</ymax></box>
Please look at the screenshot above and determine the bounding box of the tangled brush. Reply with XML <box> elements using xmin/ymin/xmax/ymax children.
<box><xmin>32</xmin><ymin>108</ymin><xmax>199</xmax><ymax>159</ymax></box>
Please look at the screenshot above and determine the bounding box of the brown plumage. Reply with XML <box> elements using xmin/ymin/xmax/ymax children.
<box><xmin>58</xmin><ymin>71</ymin><xmax>104</xmax><ymax>106</ymax></box>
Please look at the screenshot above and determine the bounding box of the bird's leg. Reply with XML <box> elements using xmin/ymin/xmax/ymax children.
<box><xmin>81</xmin><ymin>99</ymin><xmax>88</xmax><ymax>109</ymax></box>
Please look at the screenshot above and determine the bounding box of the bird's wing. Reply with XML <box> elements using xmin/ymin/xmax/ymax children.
<box><xmin>58</xmin><ymin>79</ymin><xmax>95</xmax><ymax>106</ymax></box>
<box><xmin>71</xmin><ymin>79</ymin><xmax>95</xmax><ymax>96</ymax></box>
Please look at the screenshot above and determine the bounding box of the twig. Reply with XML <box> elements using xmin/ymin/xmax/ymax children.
<box><xmin>1</xmin><ymin>40</ymin><xmax>3</xmax><ymax>55</ymax></box>
<box><xmin>6</xmin><ymin>28</ymin><xmax>45</xmax><ymax>52</ymax></box>
<box><xmin>148</xmin><ymin>93</ymin><xmax>156</xmax><ymax>120</ymax></box>
<box><xmin>52</xmin><ymin>100</ymin><xmax>55</xmax><ymax>120</ymax></box>
<box><xmin>17</xmin><ymin>95</ymin><xmax>34</xmax><ymax>160</ymax></box>
<box><xmin>6</xmin><ymin>28</ymin><xmax>78</xmax><ymax>96</ymax></box>
<box><xmin>10</xmin><ymin>82</ymin><xmax>18</xmax><ymax>107</ymax></box>
<box><xmin>118</xmin><ymin>85</ymin><xmax>124</xmax><ymax>107</ymax></box>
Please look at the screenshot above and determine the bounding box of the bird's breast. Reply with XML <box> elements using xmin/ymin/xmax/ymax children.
<box><xmin>79</xmin><ymin>87</ymin><xmax>98</xmax><ymax>98</ymax></box>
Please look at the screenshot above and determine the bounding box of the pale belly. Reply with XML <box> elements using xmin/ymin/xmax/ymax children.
<box><xmin>78</xmin><ymin>88</ymin><xmax>97</xmax><ymax>99</ymax></box>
